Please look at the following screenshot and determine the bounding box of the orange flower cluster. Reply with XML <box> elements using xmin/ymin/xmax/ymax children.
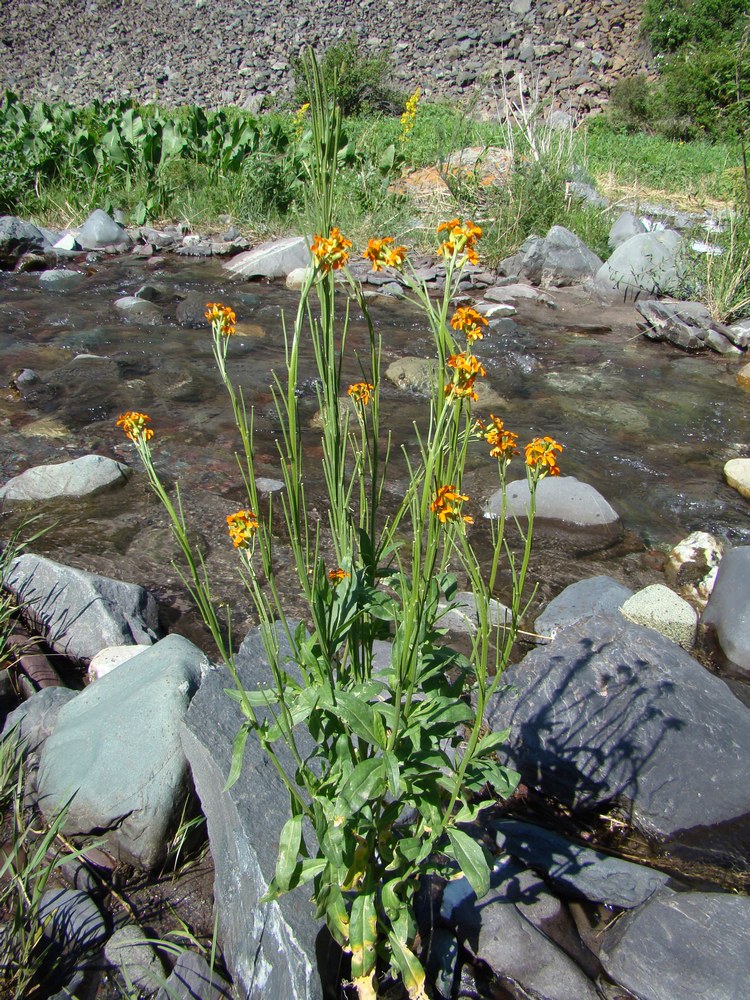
<box><xmin>116</xmin><ymin>411</ymin><xmax>154</xmax><ymax>442</ymax></box>
<box><xmin>347</xmin><ymin>381</ymin><xmax>375</xmax><ymax>406</ymax></box>
<box><xmin>450</xmin><ymin>306</ymin><xmax>488</xmax><ymax>344</ymax></box>
<box><xmin>444</xmin><ymin>352</ymin><xmax>486</xmax><ymax>402</ymax></box>
<box><xmin>437</xmin><ymin>218</ymin><xmax>482</xmax><ymax>266</ymax></box>
<box><xmin>430</xmin><ymin>484</ymin><xmax>473</xmax><ymax>525</ymax></box>
<box><xmin>525</xmin><ymin>436</ymin><xmax>563</xmax><ymax>477</ymax></box>
<box><xmin>363</xmin><ymin>237</ymin><xmax>408</xmax><ymax>272</ymax></box>
<box><xmin>205</xmin><ymin>302</ymin><xmax>237</xmax><ymax>336</ymax></box>
<box><xmin>310</xmin><ymin>228</ymin><xmax>352</xmax><ymax>271</ymax></box>
<box><xmin>477</xmin><ymin>415</ymin><xmax>519</xmax><ymax>461</ymax></box>
<box><xmin>328</xmin><ymin>567</ymin><xmax>351</xmax><ymax>584</ymax></box>
<box><xmin>226</xmin><ymin>509</ymin><xmax>259</xmax><ymax>548</ymax></box>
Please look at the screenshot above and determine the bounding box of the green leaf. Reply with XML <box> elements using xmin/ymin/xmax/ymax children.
<box><xmin>383</xmin><ymin>750</ymin><xmax>400</xmax><ymax>798</ymax></box>
<box><xmin>387</xmin><ymin>932</ymin><xmax>428</xmax><ymax>1000</ymax></box>
<box><xmin>274</xmin><ymin>814</ymin><xmax>303</xmax><ymax>892</ymax></box>
<box><xmin>337</xmin><ymin>758</ymin><xmax>385</xmax><ymax>815</ymax></box>
<box><xmin>446</xmin><ymin>828</ymin><xmax>490</xmax><ymax>899</ymax></box>
<box><xmin>475</xmin><ymin>729</ymin><xmax>511</xmax><ymax>756</ymax></box>
<box><xmin>224</xmin><ymin>687</ymin><xmax>280</xmax><ymax>708</ymax></box>
<box><xmin>334</xmin><ymin>691</ymin><xmax>387</xmax><ymax>749</ymax></box>
<box><xmin>350</xmin><ymin>890</ymin><xmax>378</xmax><ymax>979</ymax></box>
<box><xmin>224</xmin><ymin>723</ymin><xmax>250</xmax><ymax>790</ymax></box>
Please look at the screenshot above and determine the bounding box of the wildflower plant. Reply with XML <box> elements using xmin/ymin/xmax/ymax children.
<box><xmin>117</xmin><ymin>51</ymin><xmax>562</xmax><ymax>999</ymax></box>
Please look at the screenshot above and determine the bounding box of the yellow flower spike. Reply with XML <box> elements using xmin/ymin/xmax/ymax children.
<box><xmin>226</xmin><ymin>509</ymin><xmax>259</xmax><ymax>548</ymax></box>
<box><xmin>430</xmin><ymin>484</ymin><xmax>473</xmax><ymax>524</ymax></box>
<box><xmin>450</xmin><ymin>306</ymin><xmax>489</xmax><ymax>343</ymax></box>
<box><xmin>347</xmin><ymin>381</ymin><xmax>375</xmax><ymax>406</ymax></box>
<box><xmin>525</xmin><ymin>436</ymin><xmax>563</xmax><ymax>478</ymax></box>
<box><xmin>116</xmin><ymin>411</ymin><xmax>154</xmax><ymax>442</ymax></box>
<box><xmin>205</xmin><ymin>302</ymin><xmax>237</xmax><ymax>336</ymax></box>
<box><xmin>399</xmin><ymin>87</ymin><xmax>421</xmax><ymax>144</ymax></box>
<box><xmin>310</xmin><ymin>227</ymin><xmax>352</xmax><ymax>272</ymax></box>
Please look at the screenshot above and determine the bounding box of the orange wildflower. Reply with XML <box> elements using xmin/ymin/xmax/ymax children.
<box><xmin>525</xmin><ymin>436</ymin><xmax>563</xmax><ymax>478</ymax></box>
<box><xmin>347</xmin><ymin>382</ymin><xmax>375</xmax><ymax>406</ymax></box>
<box><xmin>477</xmin><ymin>415</ymin><xmax>518</xmax><ymax>461</ymax></box>
<box><xmin>444</xmin><ymin>352</ymin><xmax>486</xmax><ymax>402</ymax></box>
<box><xmin>205</xmin><ymin>302</ymin><xmax>237</xmax><ymax>336</ymax></box>
<box><xmin>226</xmin><ymin>509</ymin><xmax>259</xmax><ymax>548</ymax></box>
<box><xmin>328</xmin><ymin>567</ymin><xmax>351</xmax><ymax>584</ymax></box>
<box><xmin>310</xmin><ymin>227</ymin><xmax>352</xmax><ymax>272</ymax></box>
<box><xmin>450</xmin><ymin>306</ymin><xmax>489</xmax><ymax>343</ymax></box>
<box><xmin>116</xmin><ymin>411</ymin><xmax>154</xmax><ymax>442</ymax></box>
<box><xmin>363</xmin><ymin>237</ymin><xmax>408</xmax><ymax>272</ymax></box>
<box><xmin>430</xmin><ymin>484</ymin><xmax>473</xmax><ymax>525</ymax></box>
<box><xmin>436</xmin><ymin>218</ymin><xmax>482</xmax><ymax>266</ymax></box>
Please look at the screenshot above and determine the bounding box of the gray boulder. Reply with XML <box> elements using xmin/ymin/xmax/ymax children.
<box><xmin>39</xmin><ymin>887</ymin><xmax>107</xmax><ymax>953</ymax></box>
<box><xmin>620</xmin><ymin>583</ymin><xmax>698</xmax><ymax>649</ymax></box>
<box><xmin>534</xmin><ymin>575</ymin><xmax>634</xmax><ymax>641</ymax></box>
<box><xmin>0</xmin><ymin>455</ymin><xmax>131</xmax><ymax>503</ymax></box>
<box><xmin>727</xmin><ymin>317</ymin><xmax>750</xmax><ymax>349</ymax></box>
<box><xmin>76</xmin><ymin>209</ymin><xmax>131</xmax><ymax>250</ymax></box>
<box><xmin>702</xmin><ymin>546</ymin><xmax>750</xmax><ymax>675</ymax></box>
<box><xmin>104</xmin><ymin>925</ymin><xmax>166</xmax><ymax>992</ymax></box>
<box><xmin>494</xmin><ymin>819</ymin><xmax>669</xmax><ymax>908</ymax></box>
<box><xmin>487</xmin><ymin>613</ymin><xmax>750</xmax><ymax>862</ymax></box>
<box><xmin>0</xmin><ymin>215</ymin><xmax>50</xmax><ymax>267</ymax></box>
<box><xmin>516</xmin><ymin>226</ymin><xmax>603</xmax><ymax>288</ymax></box>
<box><xmin>4</xmin><ymin>554</ymin><xmax>161</xmax><ymax>663</ymax></box>
<box><xmin>223</xmin><ymin>236</ymin><xmax>310</xmax><ymax>279</ymax></box>
<box><xmin>599</xmin><ymin>888</ymin><xmax>750</xmax><ymax>1000</ymax></box>
<box><xmin>36</xmin><ymin>634</ymin><xmax>207</xmax><ymax>868</ymax></box>
<box><xmin>608</xmin><ymin>211</ymin><xmax>647</xmax><ymax>250</ymax></box>
<box><xmin>595</xmin><ymin>229</ymin><xmax>684</xmax><ymax>299</ymax></box>
<box><xmin>636</xmin><ymin>299</ymin><xmax>740</xmax><ymax>354</ymax></box>
<box><xmin>156</xmin><ymin>951</ymin><xmax>233</xmax><ymax>1000</ymax></box>
<box><xmin>181</xmin><ymin>624</ymin><xmax>335</xmax><ymax>999</ymax></box>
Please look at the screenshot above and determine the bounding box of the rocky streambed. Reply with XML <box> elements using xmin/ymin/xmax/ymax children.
<box><xmin>2</xmin><ymin>209</ymin><xmax>750</xmax><ymax>999</ymax></box>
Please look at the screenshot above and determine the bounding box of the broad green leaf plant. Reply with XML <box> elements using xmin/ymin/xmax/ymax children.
<box><xmin>116</xmin><ymin>51</ymin><xmax>563</xmax><ymax>1000</ymax></box>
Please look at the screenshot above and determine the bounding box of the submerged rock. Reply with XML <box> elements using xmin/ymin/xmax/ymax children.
<box><xmin>0</xmin><ymin>454</ymin><xmax>130</xmax><ymax>503</ymax></box>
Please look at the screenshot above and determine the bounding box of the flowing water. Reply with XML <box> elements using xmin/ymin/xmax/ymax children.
<box><xmin>1</xmin><ymin>254</ymin><xmax>749</xmax><ymax>641</ymax></box>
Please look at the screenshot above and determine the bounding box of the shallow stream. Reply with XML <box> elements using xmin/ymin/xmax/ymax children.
<box><xmin>1</xmin><ymin>255</ymin><xmax>748</xmax><ymax>641</ymax></box>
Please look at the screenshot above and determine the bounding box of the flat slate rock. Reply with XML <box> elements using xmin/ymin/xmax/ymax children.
<box><xmin>451</xmin><ymin>862</ymin><xmax>599</xmax><ymax>1000</ymax></box>
<box><xmin>493</xmin><ymin>818</ymin><xmax>669</xmax><ymax>908</ymax></box>
<box><xmin>0</xmin><ymin>454</ymin><xmax>131</xmax><ymax>502</ymax></box>
<box><xmin>37</xmin><ymin>634</ymin><xmax>206</xmax><ymax>869</ymax></box>
<box><xmin>4</xmin><ymin>554</ymin><xmax>161</xmax><ymax>663</ymax></box>
<box><xmin>487</xmin><ymin>613</ymin><xmax>750</xmax><ymax>864</ymax></box>
<box><xmin>599</xmin><ymin>888</ymin><xmax>750</xmax><ymax>1000</ymax></box>
<box><xmin>181</xmin><ymin>623</ymin><xmax>336</xmax><ymax>1000</ymax></box>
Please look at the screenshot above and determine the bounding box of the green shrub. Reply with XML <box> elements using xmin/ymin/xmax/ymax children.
<box><xmin>642</xmin><ymin>0</ymin><xmax>749</xmax><ymax>54</ymax></box>
<box><xmin>291</xmin><ymin>37</ymin><xmax>403</xmax><ymax>116</ymax></box>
